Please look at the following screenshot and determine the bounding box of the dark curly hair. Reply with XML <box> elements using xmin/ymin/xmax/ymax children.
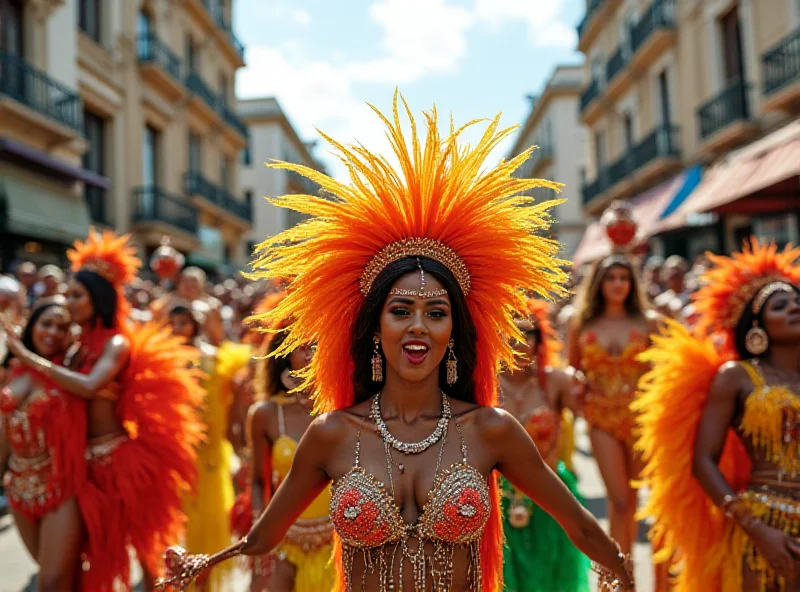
<box><xmin>351</xmin><ymin>256</ymin><xmax>477</xmax><ymax>404</ymax></box>
<box><xmin>74</xmin><ymin>270</ymin><xmax>117</xmax><ymax>329</ymax></box>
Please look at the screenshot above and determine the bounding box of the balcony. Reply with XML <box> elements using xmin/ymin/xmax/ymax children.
<box><xmin>186</xmin><ymin>71</ymin><xmax>219</xmax><ymax>124</ymax></box>
<box><xmin>630</xmin><ymin>0</ymin><xmax>677</xmax><ymax>69</ymax></box>
<box><xmin>185</xmin><ymin>171</ymin><xmax>251</xmax><ymax>225</ymax></box>
<box><xmin>582</xmin><ymin>124</ymin><xmax>681</xmax><ymax>211</ymax></box>
<box><xmin>133</xmin><ymin>186</ymin><xmax>199</xmax><ymax>235</ymax></box>
<box><xmin>196</xmin><ymin>0</ymin><xmax>245</xmax><ymax>66</ymax></box>
<box><xmin>697</xmin><ymin>79</ymin><xmax>756</xmax><ymax>153</ymax></box>
<box><xmin>286</xmin><ymin>168</ymin><xmax>319</xmax><ymax>196</ymax></box>
<box><xmin>605</xmin><ymin>46</ymin><xmax>630</xmax><ymax>99</ymax></box>
<box><xmin>762</xmin><ymin>26</ymin><xmax>800</xmax><ymax>113</ymax></box>
<box><xmin>222</xmin><ymin>104</ymin><xmax>248</xmax><ymax>139</ymax></box>
<box><xmin>137</xmin><ymin>33</ymin><xmax>184</xmax><ymax>100</ymax></box>
<box><xmin>0</xmin><ymin>50</ymin><xmax>82</xmax><ymax>142</ymax></box>
<box><xmin>577</xmin><ymin>0</ymin><xmax>622</xmax><ymax>52</ymax></box>
<box><xmin>580</xmin><ymin>78</ymin><xmax>602</xmax><ymax>119</ymax></box>
<box><xmin>528</xmin><ymin>143</ymin><xmax>553</xmax><ymax>175</ymax></box>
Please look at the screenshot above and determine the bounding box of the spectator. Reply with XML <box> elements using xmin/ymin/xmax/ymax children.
<box><xmin>37</xmin><ymin>264</ymin><xmax>65</xmax><ymax>299</ymax></box>
<box><xmin>15</xmin><ymin>261</ymin><xmax>38</xmax><ymax>308</ymax></box>
<box><xmin>642</xmin><ymin>256</ymin><xmax>664</xmax><ymax>302</ymax></box>
<box><xmin>653</xmin><ymin>255</ymin><xmax>690</xmax><ymax>319</ymax></box>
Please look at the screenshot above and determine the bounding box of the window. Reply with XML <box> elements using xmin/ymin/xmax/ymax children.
<box><xmin>220</xmin><ymin>157</ymin><xmax>231</xmax><ymax>191</ymax></box>
<box><xmin>189</xmin><ymin>133</ymin><xmax>202</xmax><ymax>173</ymax></box>
<box><xmin>219</xmin><ymin>73</ymin><xmax>229</xmax><ymax>106</ymax></box>
<box><xmin>0</xmin><ymin>0</ymin><xmax>24</xmax><ymax>55</ymax></box>
<box><xmin>78</xmin><ymin>0</ymin><xmax>101</xmax><ymax>43</ymax></box>
<box><xmin>83</xmin><ymin>110</ymin><xmax>106</xmax><ymax>223</ymax></box>
<box><xmin>143</xmin><ymin>125</ymin><xmax>160</xmax><ymax>188</ymax></box>
<box><xmin>241</xmin><ymin>137</ymin><xmax>252</xmax><ymax>166</ymax></box>
<box><xmin>244</xmin><ymin>189</ymin><xmax>254</xmax><ymax>204</ymax></box>
<box><xmin>186</xmin><ymin>35</ymin><xmax>196</xmax><ymax>73</ymax></box>
<box><xmin>658</xmin><ymin>70</ymin><xmax>671</xmax><ymax>124</ymax></box>
<box><xmin>594</xmin><ymin>130</ymin><xmax>607</xmax><ymax>169</ymax></box>
<box><xmin>138</xmin><ymin>11</ymin><xmax>152</xmax><ymax>38</ymax></box>
<box><xmin>622</xmin><ymin>112</ymin><xmax>634</xmax><ymax>150</ymax></box>
<box><xmin>719</xmin><ymin>5</ymin><xmax>744</xmax><ymax>82</ymax></box>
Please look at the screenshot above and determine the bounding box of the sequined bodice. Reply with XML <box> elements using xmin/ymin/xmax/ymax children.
<box><xmin>523</xmin><ymin>406</ymin><xmax>558</xmax><ymax>461</ymax></box>
<box><xmin>1</xmin><ymin>385</ymin><xmax>56</xmax><ymax>457</ymax></box>
<box><xmin>581</xmin><ymin>331</ymin><xmax>649</xmax><ymax>398</ymax></box>
<box><xmin>739</xmin><ymin>361</ymin><xmax>800</xmax><ymax>479</ymax></box>
<box><xmin>330</xmin><ymin>420</ymin><xmax>491</xmax><ymax>549</ymax></box>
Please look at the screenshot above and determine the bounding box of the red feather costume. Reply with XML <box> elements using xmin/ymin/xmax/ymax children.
<box><xmin>66</xmin><ymin>230</ymin><xmax>204</xmax><ymax>590</ymax></box>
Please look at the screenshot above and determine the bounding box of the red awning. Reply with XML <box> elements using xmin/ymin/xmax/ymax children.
<box><xmin>572</xmin><ymin>173</ymin><xmax>687</xmax><ymax>267</ymax></box>
<box><xmin>655</xmin><ymin>120</ymin><xmax>800</xmax><ymax>233</ymax></box>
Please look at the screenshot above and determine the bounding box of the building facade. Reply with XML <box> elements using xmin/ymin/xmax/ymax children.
<box><xmin>0</xmin><ymin>0</ymin><xmax>250</xmax><ymax>272</ymax></box>
<box><xmin>575</xmin><ymin>0</ymin><xmax>800</xmax><ymax>263</ymax></box>
<box><xmin>509</xmin><ymin>65</ymin><xmax>588</xmax><ymax>259</ymax></box>
<box><xmin>238</xmin><ymin>97</ymin><xmax>324</xmax><ymax>252</ymax></box>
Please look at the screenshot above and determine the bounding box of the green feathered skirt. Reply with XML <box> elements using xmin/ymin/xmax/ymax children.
<box><xmin>501</xmin><ymin>462</ymin><xmax>590</xmax><ymax>592</ymax></box>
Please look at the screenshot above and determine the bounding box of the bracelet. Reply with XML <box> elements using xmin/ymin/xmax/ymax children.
<box><xmin>591</xmin><ymin>550</ymin><xmax>634</xmax><ymax>591</ymax></box>
<box><xmin>156</xmin><ymin>537</ymin><xmax>248</xmax><ymax>591</ymax></box>
<box><xmin>722</xmin><ymin>494</ymin><xmax>760</xmax><ymax>531</ymax></box>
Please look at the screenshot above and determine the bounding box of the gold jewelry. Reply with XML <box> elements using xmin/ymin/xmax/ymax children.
<box><xmin>752</xmin><ymin>281</ymin><xmax>794</xmax><ymax>314</ymax></box>
<box><xmin>388</xmin><ymin>257</ymin><xmax>448</xmax><ymax>299</ymax></box>
<box><xmin>745</xmin><ymin>321</ymin><xmax>769</xmax><ymax>356</ymax></box>
<box><xmin>591</xmin><ymin>549</ymin><xmax>634</xmax><ymax>591</ymax></box>
<box><xmin>360</xmin><ymin>238</ymin><xmax>470</xmax><ymax>297</ymax></box>
<box><xmin>371</xmin><ymin>334</ymin><xmax>383</xmax><ymax>382</ymax></box>
<box><xmin>446</xmin><ymin>339</ymin><xmax>458</xmax><ymax>385</ymax></box>
<box><xmin>727</xmin><ymin>274</ymin><xmax>788</xmax><ymax>328</ymax></box>
<box><xmin>156</xmin><ymin>537</ymin><xmax>248</xmax><ymax>591</ymax></box>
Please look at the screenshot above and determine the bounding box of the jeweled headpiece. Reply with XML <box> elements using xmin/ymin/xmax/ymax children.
<box><xmin>693</xmin><ymin>239</ymin><xmax>800</xmax><ymax>343</ymax></box>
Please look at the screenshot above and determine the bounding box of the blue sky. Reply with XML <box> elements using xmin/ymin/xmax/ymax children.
<box><xmin>234</xmin><ymin>0</ymin><xmax>585</xmax><ymax>179</ymax></box>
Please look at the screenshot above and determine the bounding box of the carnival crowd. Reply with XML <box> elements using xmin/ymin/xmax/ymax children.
<box><xmin>1</xmin><ymin>100</ymin><xmax>799</xmax><ymax>592</ymax></box>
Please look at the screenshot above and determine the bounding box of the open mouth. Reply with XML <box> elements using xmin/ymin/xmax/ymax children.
<box><xmin>402</xmin><ymin>343</ymin><xmax>429</xmax><ymax>365</ymax></box>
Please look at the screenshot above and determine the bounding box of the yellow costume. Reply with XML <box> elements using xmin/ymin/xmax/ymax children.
<box><xmin>270</xmin><ymin>397</ymin><xmax>335</xmax><ymax>592</ymax></box>
<box><xmin>183</xmin><ymin>342</ymin><xmax>252</xmax><ymax>590</ymax></box>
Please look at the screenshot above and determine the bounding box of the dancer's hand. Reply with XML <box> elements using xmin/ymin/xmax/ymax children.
<box><xmin>748</xmin><ymin>522</ymin><xmax>800</xmax><ymax>581</ymax></box>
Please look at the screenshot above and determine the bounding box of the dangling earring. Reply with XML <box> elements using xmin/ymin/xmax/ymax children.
<box><xmin>372</xmin><ymin>334</ymin><xmax>383</xmax><ymax>382</ymax></box>
<box><xmin>446</xmin><ymin>339</ymin><xmax>458</xmax><ymax>385</ymax></box>
<box><xmin>745</xmin><ymin>321</ymin><xmax>769</xmax><ymax>356</ymax></box>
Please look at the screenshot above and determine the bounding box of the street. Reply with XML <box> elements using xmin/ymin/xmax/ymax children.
<box><xmin>0</xmin><ymin>419</ymin><xmax>654</xmax><ymax>592</ymax></box>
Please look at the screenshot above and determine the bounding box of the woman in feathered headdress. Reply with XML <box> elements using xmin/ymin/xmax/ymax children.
<box><xmin>635</xmin><ymin>239</ymin><xmax>800</xmax><ymax>591</ymax></box>
<box><xmin>2</xmin><ymin>229</ymin><xmax>204</xmax><ymax>590</ymax></box>
<box><xmin>498</xmin><ymin>298</ymin><xmax>589</xmax><ymax>592</ymax></box>
<box><xmin>567</xmin><ymin>201</ymin><xmax>661</xmax><ymax>567</ymax></box>
<box><xmin>158</xmin><ymin>93</ymin><xmax>634</xmax><ymax>592</ymax></box>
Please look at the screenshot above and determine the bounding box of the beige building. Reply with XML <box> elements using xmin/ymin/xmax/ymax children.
<box><xmin>575</xmin><ymin>0</ymin><xmax>800</xmax><ymax>263</ymax></box>
<box><xmin>509</xmin><ymin>65</ymin><xmax>588</xmax><ymax>259</ymax></box>
<box><xmin>0</xmin><ymin>0</ymin><xmax>250</xmax><ymax>271</ymax></box>
<box><xmin>238</xmin><ymin>97</ymin><xmax>325</xmax><ymax>251</ymax></box>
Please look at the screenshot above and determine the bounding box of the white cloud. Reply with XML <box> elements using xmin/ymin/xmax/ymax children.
<box><xmin>473</xmin><ymin>0</ymin><xmax>577</xmax><ymax>48</ymax></box>
<box><xmin>291</xmin><ymin>9</ymin><xmax>311</xmax><ymax>26</ymax></box>
<box><xmin>347</xmin><ymin>0</ymin><xmax>475</xmax><ymax>84</ymax></box>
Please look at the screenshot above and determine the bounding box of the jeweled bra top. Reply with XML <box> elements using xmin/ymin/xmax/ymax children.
<box><xmin>330</xmin><ymin>416</ymin><xmax>492</xmax><ymax>591</ymax></box>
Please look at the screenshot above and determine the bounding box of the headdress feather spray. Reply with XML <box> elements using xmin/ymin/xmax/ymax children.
<box><xmin>249</xmin><ymin>92</ymin><xmax>569</xmax><ymax>592</ymax></box>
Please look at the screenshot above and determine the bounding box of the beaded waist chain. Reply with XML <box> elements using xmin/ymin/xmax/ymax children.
<box><xmin>85</xmin><ymin>433</ymin><xmax>128</xmax><ymax>462</ymax></box>
<box><xmin>282</xmin><ymin>516</ymin><xmax>333</xmax><ymax>552</ymax></box>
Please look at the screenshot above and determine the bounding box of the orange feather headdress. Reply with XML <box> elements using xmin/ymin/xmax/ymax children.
<box><xmin>68</xmin><ymin>229</ymin><xmax>141</xmax><ymax>327</ymax></box>
<box><xmin>693</xmin><ymin>239</ymin><xmax>800</xmax><ymax>348</ymax></box>
<box><xmin>250</xmin><ymin>92</ymin><xmax>568</xmax><ymax>413</ymax></box>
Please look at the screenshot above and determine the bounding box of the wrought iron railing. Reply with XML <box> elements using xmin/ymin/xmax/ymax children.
<box><xmin>577</xmin><ymin>0</ymin><xmax>605</xmax><ymax>39</ymax></box>
<box><xmin>582</xmin><ymin>170</ymin><xmax>608</xmax><ymax>205</ymax></box>
<box><xmin>186</xmin><ymin>71</ymin><xmax>218</xmax><ymax>111</ymax></box>
<box><xmin>0</xmin><ymin>50</ymin><xmax>82</xmax><ymax>130</ymax></box>
<box><xmin>222</xmin><ymin>105</ymin><xmax>247</xmax><ymax>138</ymax></box>
<box><xmin>133</xmin><ymin>186</ymin><xmax>198</xmax><ymax>233</ymax></box>
<box><xmin>137</xmin><ymin>33</ymin><xmax>182</xmax><ymax>81</ymax></box>
<box><xmin>606</xmin><ymin>46</ymin><xmax>628</xmax><ymax>84</ymax></box>
<box><xmin>220</xmin><ymin>189</ymin><xmax>252</xmax><ymax>221</ymax></box>
<box><xmin>632</xmin><ymin>123</ymin><xmax>680</xmax><ymax>169</ymax></box>
<box><xmin>697</xmin><ymin>79</ymin><xmax>751</xmax><ymax>140</ymax></box>
<box><xmin>201</xmin><ymin>0</ymin><xmax>245</xmax><ymax>59</ymax></box>
<box><xmin>185</xmin><ymin>171</ymin><xmax>221</xmax><ymax>205</ymax></box>
<box><xmin>580</xmin><ymin>78</ymin><xmax>601</xmax><ymax>113</ymax></box>
<box><xmin>631</xmin><ymin>0</ymin><xmax>676</xmax><ymax>54</ymax></box>
<box><xmin>763</xmin><ymin>26</ymin><xmax>800</xmax><ymax>95</ymax></box>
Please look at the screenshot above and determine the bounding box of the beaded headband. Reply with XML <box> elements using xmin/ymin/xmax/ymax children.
<box><xmin>727</xmin><ymin>274</ymin><xmax>787</xmax><ymax>327</ymax></box>
<box><xmin>388</xmin><ymin>258</ymin><xmax>448</xmax><ymax>299</ymax></box>
<box><xmin>752</xmin><ymin>281</ymin><xmax>795</xmax><ymax>315</ymax></box>
<box><xmin>359</xmin><ymin>238</ymin><xmax>471</xmax><ymax>297</ymax></box>
<box><xmin>80</xmin><ymin>261</ymin><xmax>121</xmax><ymax>286</ymax></box>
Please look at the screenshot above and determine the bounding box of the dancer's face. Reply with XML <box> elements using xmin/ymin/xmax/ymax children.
<box><xmin>65</xmin><ymin>279</ymin><xmax>94</xmax><ymax>325</ymax></box>
<box><xmin>379</xmin><ymin>271</ymin><xmax>453</xmax><ymax>384</ymax></box>
<box><xmin>761</xmin><ymin>286</ymin><xmax>800</xmax><ymax>345</ymax></box>
<box><xmin>601</xmin><ymin>264</ymin><xmax>631</xmax><ymax>306</ymax></box>
<box><xmin>169</xmin><ymin>311</ymin><xmax>197</xmax><ymax>344</ymax></box>
<box><xmin>288</xmin><ymin>343</ymin><xmax>313</xmax><ymax>371</ymax></box>
<box><xmin>32</xmin><ymin>306</ymin><xmax>71</xmax><ymax>358</ymax></box>
<box><xmin>510</xmin><ymin>324</ymin><xmax>537</xmax><ymax>367</ymax></box>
